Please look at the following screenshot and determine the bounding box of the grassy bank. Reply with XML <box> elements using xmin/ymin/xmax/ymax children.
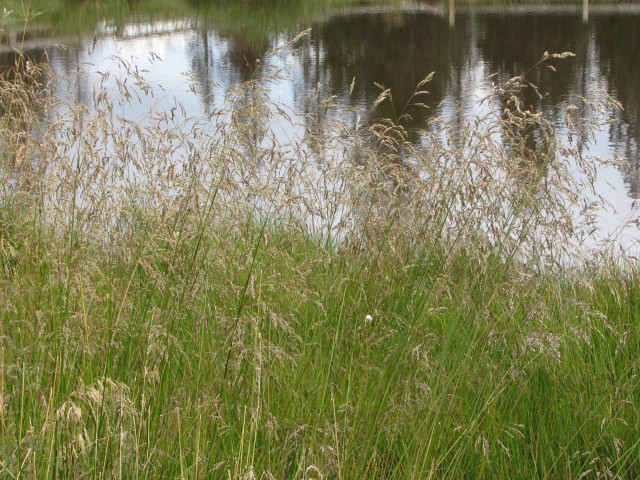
<box><xmin>1</xmin><ymin>199</ymin><xmax>639</xmax><ymax>478</ymax></box>
<box><xmin>4</xmin><ymin>0</ymin><xmax>401</xmax><ymax>42</ymax></box>
<box><xmin>1</xmin><ymin>45</ymin><xmax>639</xmax><ymax>478</ymax></box>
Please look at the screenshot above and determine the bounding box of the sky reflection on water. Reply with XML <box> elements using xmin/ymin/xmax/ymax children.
<box><xmin>2</xmin><ymin>3</ymin><xmax>639</xmax><ymax>251</ymax></box>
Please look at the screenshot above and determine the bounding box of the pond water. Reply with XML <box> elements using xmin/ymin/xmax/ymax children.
<box><xmin>2</xmin><ymin>1</ymin><xmax>639</xmax><ymax>251</ymax></box>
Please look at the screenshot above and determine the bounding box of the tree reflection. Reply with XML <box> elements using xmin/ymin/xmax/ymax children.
<box><xmin>299</xmin><ymin>12</ymin><xmax>467</xmax><ymax>138</ymax></box>
<box><xmin>592</xmin><ymin>14</ymin><xmax>640</xmax><ymax>198</ymax></box>
<box><xmin>475</xmin><ymin>13</ymin><xmax>588</xmax><ymax>113</ymax></box>
<box><xmin>3</xmin><ymin>3</ymin><xmax>640</xmax><ymax>204</ymax></box>
<box><xmin>189</xmin><ymin>28</ymin><xmax>215</xmax><ymax>114</ymax></box>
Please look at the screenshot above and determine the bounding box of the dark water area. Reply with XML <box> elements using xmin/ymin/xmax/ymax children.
<box><xmin>306</xmin><ymin>7</ymin><xmax>639</xmax><ymax>197</ymax></box>
<box><xmin>1</xmin><ymin>2</ymin><xmax>639</xmax><ymax>244</ymax></box>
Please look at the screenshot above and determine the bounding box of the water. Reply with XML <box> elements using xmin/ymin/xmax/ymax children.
<box><xmin>2</xmin><ymin>1</ymin><xmax>639</xmax><ymax>250</ymax></box>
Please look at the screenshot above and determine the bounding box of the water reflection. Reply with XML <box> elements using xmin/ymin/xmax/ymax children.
<box><xmin>301</xmin><ymin>11</ymin><xmax>462</xmax><ymax>137</ymax></box>
<box><xmin>3</xmin><ymin>3</ymin><xmax>640</xmax><ymax>227</ymax></box>
<box><xmin>295</xmin><ymin>7</ymin><xmax>640</xmax><ymax>202</ymax></box>
<box><xmin>592</xmin><ymin>14</ymin><xmax>640</xmax><ymax>198</ymax></box>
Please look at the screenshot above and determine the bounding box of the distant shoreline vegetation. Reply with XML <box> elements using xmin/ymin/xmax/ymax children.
<box><xmin>4</xmin><ymin>0</ymin><xmax>636</xmax><ymax>47</ymax></box>
<box><xmin>2</xmin><ymin>0</ymin><xmax>399</xmax><ymax>50</ymax></box>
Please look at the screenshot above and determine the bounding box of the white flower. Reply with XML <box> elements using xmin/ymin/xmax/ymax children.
<box><xmin>364</xmin><ymin>314</ymin><xmax>373</xmax><ymax>325</ymax></box>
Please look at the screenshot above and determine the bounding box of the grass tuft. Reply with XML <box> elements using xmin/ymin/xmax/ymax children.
<box><xmin>0</xmin><ymin>29</ymin><xmax>638</xmax><ymax>478</ymax></box>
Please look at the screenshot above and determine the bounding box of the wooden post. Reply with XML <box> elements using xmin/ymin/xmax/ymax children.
<box><xmin>583</xmin><ymin>0</ymin><xmax>589</xmax><ymax>23</ymax></box>
<box><xmin>449</xmin><ymin>0</ymin><xmax>455</xmax><ymax>27</ymax></box>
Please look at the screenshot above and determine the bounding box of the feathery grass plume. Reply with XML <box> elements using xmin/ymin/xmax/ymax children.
<box><xmin>0</xmin><ymin>28</ymin><xmax>638</xmax><ymax>479</ymax></box>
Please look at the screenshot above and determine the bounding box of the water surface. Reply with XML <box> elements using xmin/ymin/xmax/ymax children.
<box><xmin>3</xmin><ymin>1</ymin><xmax>639</xmax><ymax>248</ymax></box>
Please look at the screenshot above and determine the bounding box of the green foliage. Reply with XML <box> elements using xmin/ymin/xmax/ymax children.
<box><xmin>1</xmin><ymin>199</ymin><xmax>638</xmax><ymax>477</ymax></box>
<box><xmin>0</xmin><ymin>35</ymin><xmax>638</xmax><ymax>479</ymax></box>
<box><xmin>3</xmin><ymin>0</ymin><xmax>401</xmax><ymax>48</ymax></box>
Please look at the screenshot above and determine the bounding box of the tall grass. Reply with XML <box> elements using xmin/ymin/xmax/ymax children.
<box><xmin>0</xmin><ymin>28</ymin><xmax>638</xmax><ymax>479</ymax></box>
